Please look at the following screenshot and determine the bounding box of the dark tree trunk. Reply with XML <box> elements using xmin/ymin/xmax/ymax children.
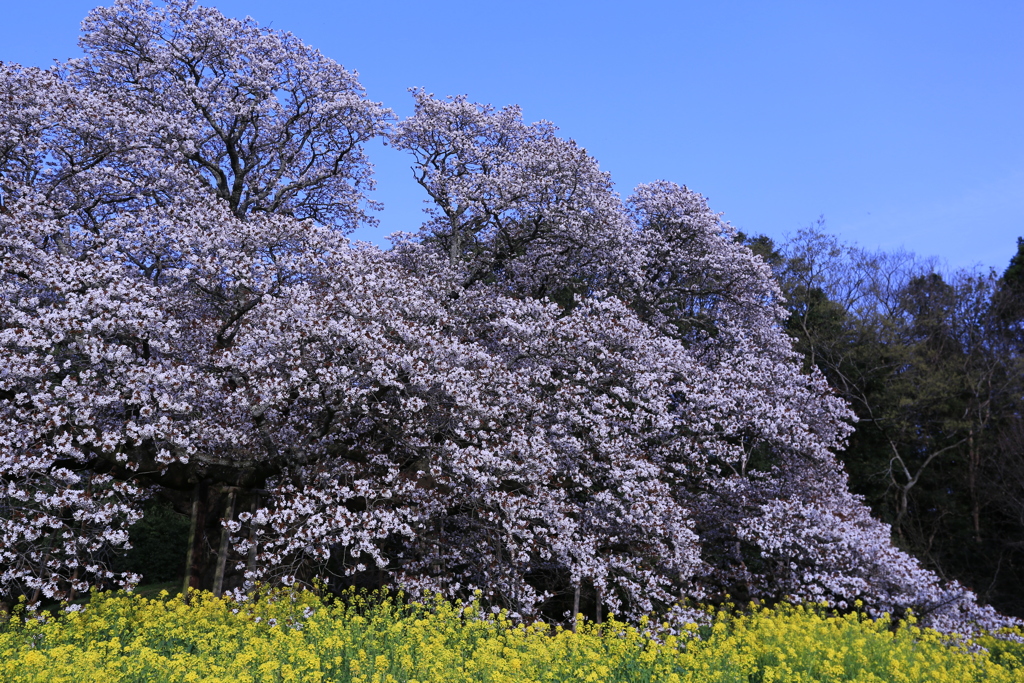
<box><xmin>213</xmin><ymin>489</ymin><xmax>237</xmax><ymax>597</ymax></box>
<box><xmin>182</xmin><ymin>479</ymin><xmax>209</xmax><ymax>599</ymax></box>
<box><xmin>572</xmin><ymin>581</ymin><xmax>581</xmax><ymax>632</ymax></box>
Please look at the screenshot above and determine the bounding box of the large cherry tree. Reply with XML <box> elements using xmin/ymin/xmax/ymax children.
<box><xmin>0</xmin><ymin>0</ymin><xmax>391</xmax><ymax>600</ymax></box>
<box><xmin>1</xmin><ymin>0</ymin><xmax>1015</xmax><ymax>632</ymax></box>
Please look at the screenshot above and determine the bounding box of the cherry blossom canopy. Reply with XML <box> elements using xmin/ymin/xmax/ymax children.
<box><xmin>0</xmin><ymin>0</ymin><xmax>1013</xmax><ymax>633</ymax></box>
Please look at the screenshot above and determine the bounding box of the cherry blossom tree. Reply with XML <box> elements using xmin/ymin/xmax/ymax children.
<box><xmin>388</xmin><ymin>91</ymin><xmax>637</xmax><ymax>303</ymax></box>
<box><xmin>392</xmin><ymin>96</ymin><xmax>1017</xmax><ymax>628</ymax></box>
<box><xmin>1</xmin><ymin>0</ymin><xmax>1017</xmax><ymax>634</ymax></box>
<box><xmin>1</xmin><ymin>0</ymin><xmax>390</xmax><ymax>600</ymax></box>
<box><xmin>74</xmin><ymin>0</ymin><xmax>390</xmax><ymax>229</ymax></box>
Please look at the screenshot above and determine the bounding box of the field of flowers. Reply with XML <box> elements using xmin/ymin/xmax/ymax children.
<box><xmin>1</xmin><ymin>589</ymin><xmax>1021</xmax><ymax>683</ymax></box>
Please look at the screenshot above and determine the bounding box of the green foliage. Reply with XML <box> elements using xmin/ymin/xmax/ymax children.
<box><xmin>995</xmin><ymin>237</ymin><xmax>1024</xmax><ymax>327</ymax></box>
<box><xmin>113</xmin><ymin>498</ymin><xmax>191</xmax><ymax>584</ymax></box>
<box><xmin>753</xmin><ymin>226</ymin><xmax>1024</xmax><ymax>618</ymax></box>
<box><xmin>1001</xmin><ymin>237</ymin><xmax>1024</xmax><ymax>297</ymax></box>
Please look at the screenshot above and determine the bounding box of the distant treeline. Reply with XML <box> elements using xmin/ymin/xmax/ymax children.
<box><xmin>745</xmin><ymin>226</ymin><xmax>1024</xmax><ymax>617</ymax></box>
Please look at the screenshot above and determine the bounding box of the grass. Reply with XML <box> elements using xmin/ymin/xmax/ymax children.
<box><xmin>132</xmin><ymin>580</ymin><xmax>184</xmax><ymax>601</ymax></box>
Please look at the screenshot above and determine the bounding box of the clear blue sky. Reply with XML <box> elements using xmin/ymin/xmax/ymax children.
<box><xmin>6</xmin><ymin>0</ymin><xmax>1023</xmax><ymax>272</ymax></box>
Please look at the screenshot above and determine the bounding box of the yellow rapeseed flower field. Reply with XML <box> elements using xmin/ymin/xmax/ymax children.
<box><xmin>1</xmin><ymin>588</ymin><xmax>1021</xmax><ymax>682</ymax></box>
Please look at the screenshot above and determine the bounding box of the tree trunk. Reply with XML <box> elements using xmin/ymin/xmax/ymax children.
<box><xmin>213</xmin><ymin>489</ymin><xmax>237</xmax><ymax>597</ymax></box>
<box><xmin>968</xmin><ymin>429</ymin><xmax>982</xmax><ymax>543</ymax></box>
<box><xmin>29</xmin><ymin>532</ymin><xmax>56</xmax><ymax>605</ymax></box>
<box><xmin>182</xmin><ymin>479</ymin><xmax>209</xmax><ymax>600</ymax></box>
<box><xmin>572</xmin><ymin>581</ymin><xmax>581</xmax><ymax>633</ymax></box>
<box><xmin>244</xmin><ymin>492</ymin><xmax>262</xmax><ymax>584</ymax></box>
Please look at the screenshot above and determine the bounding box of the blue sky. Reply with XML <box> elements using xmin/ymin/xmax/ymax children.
<box><xmin>6</xmin><ymin>0</ymin><xmax>1023</xmax><ymax>272</ymax></box>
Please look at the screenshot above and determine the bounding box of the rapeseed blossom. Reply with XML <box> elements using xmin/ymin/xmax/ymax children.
<box><xmin>1</xmin><ymin>589</ymin><xmax>1021</xmax><ymax>682</ymax></box>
